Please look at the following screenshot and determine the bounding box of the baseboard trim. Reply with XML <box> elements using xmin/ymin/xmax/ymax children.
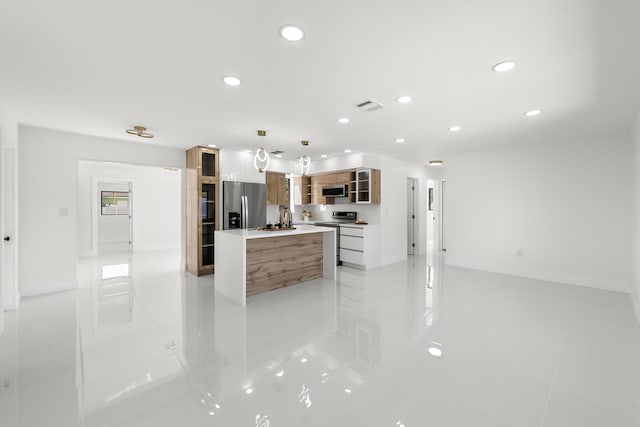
<box><xmin>445</xmin><ymin>257</ymin><xmax>630</xmax><ymax>294</ymax></box>
<box><xmin>383</xmin><ymin>253</ymin><xmax>407</xmax><ymax>266</ymax></box>
<box><xmin>20</xmin><ymin>280</ymin><xmax>78</xmax><ymax>298</ymax></box>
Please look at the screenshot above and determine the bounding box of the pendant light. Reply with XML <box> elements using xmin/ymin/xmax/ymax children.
<box><xmin>299</xmin><ymin>140</ymin><xmax>311</xmax><ymax>176</ymax></box>
<box><xmin>253</xmin><ymin>130</ymin><xmax>270</xmax><ymax>173</ymax></box>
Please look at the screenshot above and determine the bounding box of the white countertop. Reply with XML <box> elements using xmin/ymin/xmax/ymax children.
<box><xmin>216</xmin><ymin>225</ymin><xmax>336</xmax><ymax>240</ymax></box>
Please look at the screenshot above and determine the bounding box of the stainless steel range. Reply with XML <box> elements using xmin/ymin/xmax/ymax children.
<box><xmin>314</xmin><ymin>211</ymin><xmax>357</xmax><ymax>265</ymax></box>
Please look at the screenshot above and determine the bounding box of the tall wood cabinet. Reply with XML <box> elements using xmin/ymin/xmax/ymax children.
<box><xmin>186</xmin><ymin>146</ymin><xmax>219</xmax><ymax>276</ymax></box>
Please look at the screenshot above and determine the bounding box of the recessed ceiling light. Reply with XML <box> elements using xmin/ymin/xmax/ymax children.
<box><xmin>492</xmin><ymin>60</ymin><xmax>517</xmax><ymax>72</ymax></box>
<box><xmin>449</xmin><ymin>126</ymin><xmax>461</xmax><ymax>132</ymax></box>
<box><xmin>395</xmin><ymin>138</ymin><xmax>405</xmax><ymax>143</ymax></box>
<box><xmin>396</xmin><ymin>96</ymin><xmax>412</xmax><ymax>104</ymax></box>
<box><xmin>208</xmin><ymin>144</ymin><xmax>218</xmax><ymax>148</ymax></box>
<box><xmin>337</xmin><ymin>117</ymin><xmax>350</xmax><ymax>124</ymax></box>
<box><xmin>524</xmin><ymin>109</ymin><xmax>542</xmax><ymax>117</ymax></box>
<box><xmin>344</xmin><ymin>389</ymin><xmax>352</xmax><ymax>394</ymax></box>
<box><xmin>222</xmin><ymin>76</ymin><xmax>242</xmax><ymax>86</ymax></box>
<box><xmin>209</xmin><ymin>412</ymin><xmax>215</xmax><ymax>416</ymax></box>
<box><xmin>321</xmin><ymin>154</ymin><xmax>328</xmax><ymax>158</ymax></box>
<box><xmin>301</xmin><ymin>358</ymin><xmax>308</xmax><ymax>363</ymax></box>
<box><xmin>429</xmin><ymin>160</ymin><xmax>444</xmax><ymax>166</ymax></box>
<box><xmin>279</xmin><ymin>25</ymin><xmax>305</xmax><ymax>42</ymax></box>
<box><xmin>245</xmin><ymin>149</ymin><xmax>253</xmax><ymax>153</ymax></box>
<box><xmin>276</xmin><ymin>370</ymin><xmax>284</xmax><ymax>377</ymax></box>
<box><xmin>275</xmin><ymin>154</ymin><xmax>283</xmax><ymax>158</ymax></box>
<box><xmin>344</xmin><ymin>149</ymin><xmax>352</xmax><ymax>153</ymax></box>
<box><xmin>428</xmin><ymin>347</ymin><xmax>443</xmax><ymax>357</ymax></box>
<box><xmin>245</xmin><ymin>388</ymin><xmax>253</xmax><ymax>394</ymax></box>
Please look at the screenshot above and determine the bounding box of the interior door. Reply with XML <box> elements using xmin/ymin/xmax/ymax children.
<box><xmin>440</xmin><ymin>180</ymin><xmax>447</xmax><ymax>252</ymax></box>
<box><xmin>1</xmin><ymin>147</ymin><xmax>17</xmax><ymax>316</ymax></box>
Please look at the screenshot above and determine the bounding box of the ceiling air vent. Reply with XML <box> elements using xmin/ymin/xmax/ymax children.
<box><xmin>356</xmin><ymin>99</ymin><xmax>385</xmax><ymax>112</ymax></box>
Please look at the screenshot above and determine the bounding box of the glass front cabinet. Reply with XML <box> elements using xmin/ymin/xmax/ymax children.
<box><xmin>187</xmin><ymin>146</ymin><xmax>219</xmax><ymax>276</ymax></box>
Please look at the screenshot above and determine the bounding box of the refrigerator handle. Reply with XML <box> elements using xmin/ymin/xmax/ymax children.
<box><xmin>241</xmin><ymin>196</ymin><xmax>247</xmax><ymax>229</ymax></box>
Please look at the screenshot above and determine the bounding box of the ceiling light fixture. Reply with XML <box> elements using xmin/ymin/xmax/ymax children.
<box><xmin>321</xmin><ymin>154</ymin><xmax>327</xmax><ymax>158</ymax></box>
<box><xmin>449</xmin><ymin>126</ymin><xmax>461</xmax><ymax>132</ymax></box>
<box><xmin>396</xmin><ymin>96</ymin><xmax>412</xmax><ymax>104</ymax></box>
<box><xmin>299</xmin><ymin>140</ymin><xmax>311</xmax><ymax>176</ymax></box>
<box><xmin>222</xmin><ymin>76</ymin><xmax>242</xmax><ymax>86</ymax></box>
<box><xmin>492</xmin><ymin>60</ymin><xmax>517</xmax><ymax>72</ymax></box>
<box><xmin>395</xmin><ymin>138</ymin><xmax>405</xmax><ymax>144</ymax></box>
<box><xmin>125</xmin><ymin>126</ymin><xmax>154</xmax><ymax>138</ymax></box>
<box><xmin>279</xmin><ymin>25</ymin><xmax>305</xmax><ymax>42</ymax></box>
<box><xmin>253</xmin><ymin>130</ymin><xmax>270</xmax><ymax>173</ymax></box>
<box><xmin>428</xmin><ymin>347</ymin><xmax>443</xmax><ymax>357</ymax></box>
<box><xmin>344</xmin><ymin>149</ymin><xmax>352</xmax><ymax>153</ymax></box>
<box><xmin>429</xmin><ymin>160</ymin><xmax>444</xmax><ymax>166</ymax></box>
<box><xmin>524</xmin><ymin>109</ymin><xmax>542</xmax><ymax>117</ymax></box>
<box><xmin>337</xmin><ymin>117</ymin><xmax>350</xmax><ymax>124</ymax></box>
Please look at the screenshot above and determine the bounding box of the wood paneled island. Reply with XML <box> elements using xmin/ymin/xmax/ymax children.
<box><xmin>214</xmin><ymin>225</ymin><xmax>337</xmax><ymax>305</ymax></box>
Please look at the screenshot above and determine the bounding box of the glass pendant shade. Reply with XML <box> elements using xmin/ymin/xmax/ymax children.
<box><xmin>254</xmin><ymin>147</ymin><xmax>270</xmax><ymax>173</ymax></box>
<box><xmin>299</xmin><ymin>155</ymin><xmax>311</xmax><ymax>176</ymax></box>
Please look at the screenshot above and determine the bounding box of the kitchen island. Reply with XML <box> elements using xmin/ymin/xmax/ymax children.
<box><xmin>214</xmin><ymin>225</ymin><xmax>337</xmax><ymax>305</ymax></box>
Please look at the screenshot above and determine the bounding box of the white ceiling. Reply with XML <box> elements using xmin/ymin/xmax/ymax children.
<box><xmin>1</xmin><ymin>0</ymin><xmax>639</xmax><ymax>163</ymax></box>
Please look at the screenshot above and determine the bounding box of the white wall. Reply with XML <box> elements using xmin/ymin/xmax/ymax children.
<box><xmin>19</xmin><ymin>126</ymin><xmax>184</xmax><ymax>297</ymax></box>
<box><xmin>0</xmin><ymin>104</ymin><xmax>19</xmax><ymax>325</ymax></box>
<box><xmin>77</xmin><ymin>162</ymin><xmax>182</xmax><ymax>256</ymax></box>
<box><xmin>444</xmin><ymin>135</ymin><xmax>632</xmax><ymax>293</ymax></box>
<box><xmin>632</xmin><ymin>113</ymin><xmax>640</xmax><ymax>323</ymax></box>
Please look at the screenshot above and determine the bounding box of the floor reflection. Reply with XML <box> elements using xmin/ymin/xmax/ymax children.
<box><xmin>3</xmin><ymin>248</ymin><xmax>638</xmax><ymax>426</ymax></box>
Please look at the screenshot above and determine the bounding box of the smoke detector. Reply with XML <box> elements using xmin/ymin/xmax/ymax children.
<box><xmin>356</xmin><ymin>99</ymin><xmax>385</xmax><ymax>112</ymax></box>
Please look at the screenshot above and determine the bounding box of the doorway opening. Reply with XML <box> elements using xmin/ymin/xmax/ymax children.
<box><xmin>407</xmin><ymin>177</ymin><xmax>418</xmax><ymax>255</ymax></box>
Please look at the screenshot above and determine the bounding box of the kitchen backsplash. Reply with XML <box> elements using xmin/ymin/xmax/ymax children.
<box><xmin>293</xmin><ymin>203</ymin><xmax>378</xmax><ymax>223</ymax></box>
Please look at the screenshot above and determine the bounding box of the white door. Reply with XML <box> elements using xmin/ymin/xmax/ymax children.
<box><xmin>427</xmin><ymin>180</ymin><xmax>436</xmax><ymax>255</ymax></box>
<box><xmin>440</xmin><ymin>180</ymin><xmax>447</xmax><ymax>252</ymax></box>
<box><xmin>97</xmin><ymin>181</ymin><xmax>133</xmax><ymax>254</ymax></box>
<box><xmin>1</xmin><ymin>147</ymin><xmax>18</xmax><ymax>313</ymax></box>
<box><xmin>407</xmin><ymin>178</ymin><xmax>417</xmax><ymax>255</ymax></box>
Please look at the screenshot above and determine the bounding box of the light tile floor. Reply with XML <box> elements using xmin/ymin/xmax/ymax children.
<box><xmin>1</xmin><ymin>249</ymin><xmax>639</xmax><ymax>426</ymax></box>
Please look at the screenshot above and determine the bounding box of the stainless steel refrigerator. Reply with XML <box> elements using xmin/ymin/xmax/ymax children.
<box><xmin>222</xmin><ymin>181</ymin><xmax>267</xmax><ymax>229</ymax></box>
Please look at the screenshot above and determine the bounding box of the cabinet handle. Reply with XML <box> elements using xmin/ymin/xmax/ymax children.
<box><xmin>3</xmin><ymin>236</ymin><xmax>10</xmax><ymax>242</ymax></box>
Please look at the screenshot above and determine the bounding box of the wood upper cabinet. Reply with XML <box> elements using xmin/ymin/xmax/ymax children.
<box><xmin>266</xmin><ymin>172</ymin><xmax>288</xmax><ymax>205</ymax></box>
<box><xmin>355</xmin><ymin>168</ymin><xmax>381</xmax><ymax>204</ymax></box>
<box><xmin>294</xmin><ymin>175</ymin><xmax>311</xmax><ymax>205</ymax></box>
<box><xmin>305</xmin><ymin>168</ymin><xmax>381</xmax><ymax>205</ymax></box>
<box><xmin>310</xmin><ymin>173</ymin><xmax>334</xmax><ymax>205</ymax></box>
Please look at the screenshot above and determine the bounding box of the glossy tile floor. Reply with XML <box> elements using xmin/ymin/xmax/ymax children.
<box><xmin>1</xmin><ymin>249</ymin><xmax>639</xmax><ymax>427</ymax></box>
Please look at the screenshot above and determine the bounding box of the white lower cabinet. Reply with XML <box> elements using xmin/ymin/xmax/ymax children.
<box><xmin>340</xmin><ymin>225</ymin><xmax>368</xmax><ymax>268</ymax></box>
